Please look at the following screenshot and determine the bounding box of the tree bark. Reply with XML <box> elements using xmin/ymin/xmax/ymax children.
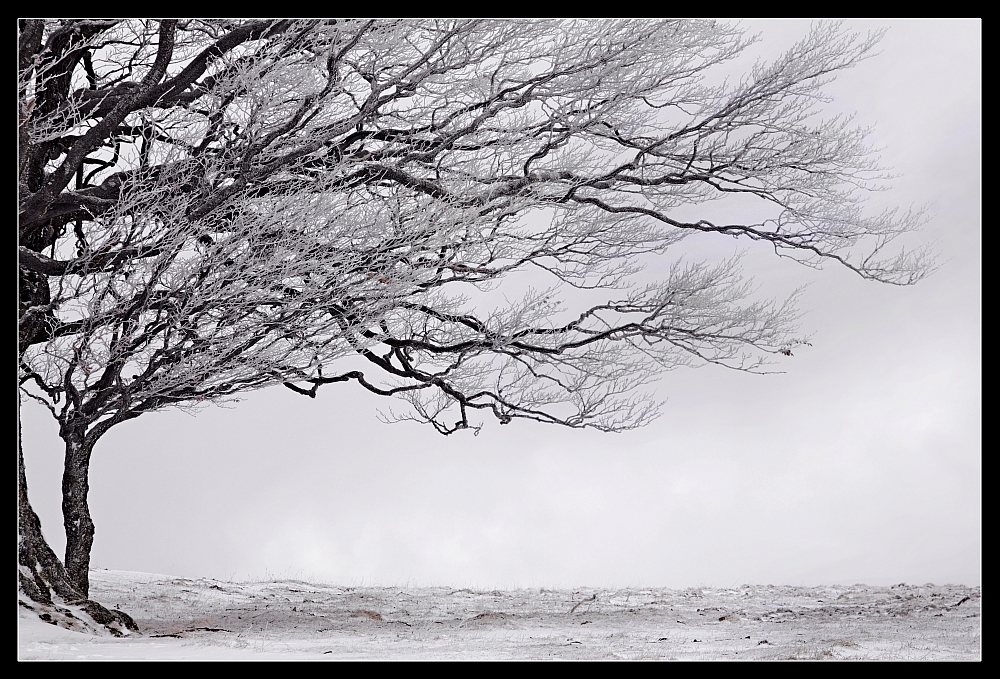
<box><xmin>60</xmin><ymin>423</ymin><xmax>97</xmax><ymax>598</ymax></box>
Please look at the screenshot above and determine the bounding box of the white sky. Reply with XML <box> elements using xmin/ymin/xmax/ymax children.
<box><xmin>20</xmin><ymin>19</ymin><xmax>980</xmax><ymax>589</ymax></box>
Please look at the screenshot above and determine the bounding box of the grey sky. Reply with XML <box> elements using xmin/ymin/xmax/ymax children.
<box><xmin>20</xmin><ymin>19</ymin><xmax>980</xmax><ymax>589</ymax></box>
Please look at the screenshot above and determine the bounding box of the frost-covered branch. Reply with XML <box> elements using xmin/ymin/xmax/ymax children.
<box><xmin>19</xmin><ymin>19</ymin><xmax>932</xmax><ymax>440</ymax></box>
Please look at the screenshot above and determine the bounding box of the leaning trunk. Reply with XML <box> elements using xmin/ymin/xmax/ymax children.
<box><xmin>19</xmin><ymin>424</ymin><xmax>86</xmax><ymax>606</ymax></box>
<box><xmin>18</xmin><ymin>419</ymin><xmax>139</xmax><ymax>635</ymax></box>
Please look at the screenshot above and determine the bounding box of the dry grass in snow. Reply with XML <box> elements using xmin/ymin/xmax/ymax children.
<box><xmin>19</xmin><ymin>570</ymin><xmax>980</xmax><ymax>660</ymax></box>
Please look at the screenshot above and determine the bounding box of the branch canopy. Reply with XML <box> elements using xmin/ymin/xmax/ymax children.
<box><xmin>18</xmin><ymin>20</ymin><xmax>930</xmax><ymax>436</ymax></box>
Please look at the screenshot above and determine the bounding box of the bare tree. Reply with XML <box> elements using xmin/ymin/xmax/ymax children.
<box><xmin>18</xmin><ymin>19</ymin><xmax>931</xmax><ymax>630</ymax></box>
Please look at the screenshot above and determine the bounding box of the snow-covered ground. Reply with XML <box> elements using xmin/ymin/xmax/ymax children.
<box><xmin>19</xmin><ymin>570</ymin><xmax>980</xmax><ymax>660</ymax></box>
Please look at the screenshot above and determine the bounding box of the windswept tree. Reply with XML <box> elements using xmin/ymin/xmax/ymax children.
<box><xmin>18</xmin><ymin>19</ymin><xmax>930</xmax><ymax>631</ymax></box>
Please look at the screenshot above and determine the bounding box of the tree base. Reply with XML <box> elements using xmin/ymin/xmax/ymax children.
<box><xmin>19</xmin><ymin>431</ymin><xmax>138</xmax><ymax>637</ymax></box>
<box><xmin>18</xmin><ymin>584</ymin><xmax>139</xmax><ymax>637</ymax></box>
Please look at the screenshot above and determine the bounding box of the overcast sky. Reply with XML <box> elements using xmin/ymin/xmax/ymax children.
<box><xmin>21</xmin><ymin>19</ymin><xmax>980</xmax><ymax>589</ymax></box>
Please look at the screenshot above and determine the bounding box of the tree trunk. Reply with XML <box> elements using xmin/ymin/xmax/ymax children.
<box><xmin>19</xmin><ymin>420</ymin><xmax>139</xmax><ymax>635</ymax></box>
<box><xmin>19</xmin><ymin>425</ymin><xmax>85</xmax><ymax>606</ymax></box>
<box><xmin>60</xmin><ymin>422</ymin><xmax>98</xmax><ymax>598</ymax></box>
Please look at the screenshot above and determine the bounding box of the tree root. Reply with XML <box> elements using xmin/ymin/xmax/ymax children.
<box><xmin>19</xmin><ymin>585</ymin><xmax>139</xmax><ymax>637</ymax></box>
